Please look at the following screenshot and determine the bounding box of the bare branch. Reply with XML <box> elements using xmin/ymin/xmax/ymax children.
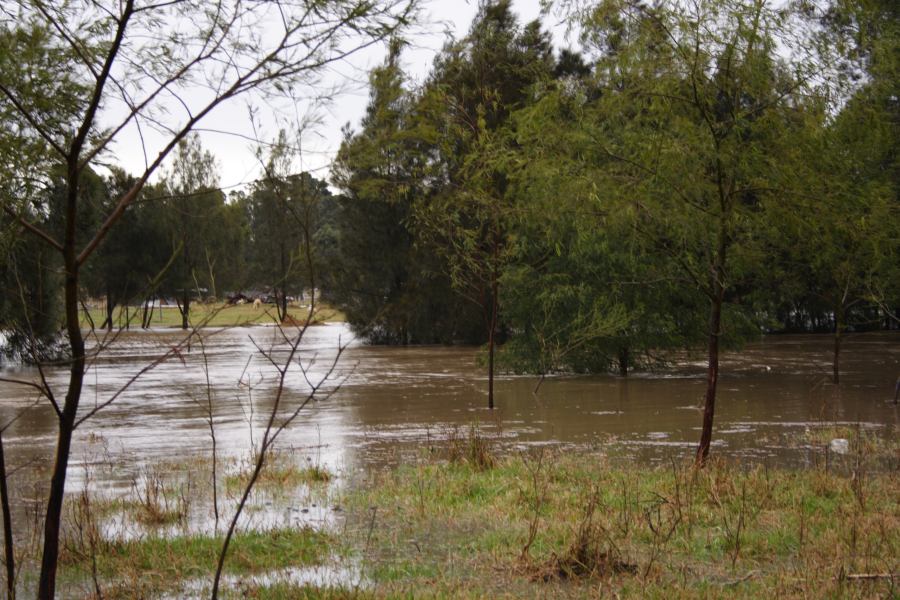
<box><xmin>69</xmin><ymin>0</ymin><xmax>136</xmax><ymax>172</ymax></box>
<box><xmin>2</xmin><ymin>206</ymin><xmax>63</xmax><ymax>252</ymax></box>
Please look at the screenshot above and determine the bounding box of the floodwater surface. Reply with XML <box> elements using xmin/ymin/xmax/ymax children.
<box><xmin>1</xmin><ymin>325</ymin><xmax>897</xmax><ymax>493</ymax></box>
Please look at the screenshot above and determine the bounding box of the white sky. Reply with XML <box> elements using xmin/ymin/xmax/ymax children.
<box><xmin>108</xmin><ymin>0</ymin><xmax>568</xmax><ymax>193</ymax></box>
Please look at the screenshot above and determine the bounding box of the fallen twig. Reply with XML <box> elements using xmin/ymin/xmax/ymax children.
<box><xmin>843</xmin><ymin>573</ymin><xmax>896</xmax><ymax>581</ymax></box>
<box><xmin>723</xmin><ymin>570</ymin><xmax>758</xmax><ymax>586</ymax></box>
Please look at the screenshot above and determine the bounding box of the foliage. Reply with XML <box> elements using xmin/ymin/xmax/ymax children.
<box><xmin>328</xmin><ymin>40</ymin><xmax>484</xmax><ymax>344</ymax></box>
<box><xmin>246</xmin><ymin>133</ymin><xmax>334</xmax><ymax>321</ymax></box>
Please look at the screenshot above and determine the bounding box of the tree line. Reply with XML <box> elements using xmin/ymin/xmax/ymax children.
<box><xmin>327</xmin><ymin>0</ymin><xmax>898</xmax><ymax>454</ymax></box>
<box><xmin>3</xmin><ymin>0</ymin><xmax>897</xmax><ymax>401</ymax></box>
<box><xmin>1</xmin><ymin>132</ymin><xmax>337</xmax><ymax>340</ymax></box>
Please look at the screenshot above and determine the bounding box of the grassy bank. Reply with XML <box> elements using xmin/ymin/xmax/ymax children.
<box><xmin>341</xmin><ymin>451</ymin><xmax>898</xmax><ymax>598</ymax></box>
<box><xmin>79</xmin><ymin>301</ymin><xmax>346</xmax><ymax>329</ymax></box>
<box><xmin>41</xmin><ymin>432</ymin><xmax>898</xmax><ymax>598</ymax></box>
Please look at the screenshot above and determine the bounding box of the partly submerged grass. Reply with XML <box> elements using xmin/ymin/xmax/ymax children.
<box><xmin>225</xmin><ymin>463</ymin><xmax>333</xmax><ymax>493</ymax></box>
<box><xmin>223</xmin><ymin>448</ymin><xmax>334</xmax><ymax>495</ymax></box>
<box><xmin>35</xmin><ymin>435</ymin><xmax>900</xmax><ymax>598</ymax></box>
<box><xmin>57</xmin><ymin>527</ymin><xmax>332</xmax><ymax>598</ymax></box>
<box><xmin>797</xmin><ymin>424</ymin><xmax>897</xmax><ymax>458</ymax></box>
<box><xmin>111</xmin><ymin>527</ymin><xmax>329</xmax><ymax>574</ymax></box>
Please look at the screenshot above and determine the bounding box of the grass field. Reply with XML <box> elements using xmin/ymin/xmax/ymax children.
<box><xmin>80</xmin><ymin>301</ymin><xmax>346</xmax><ymax>329</ymax></box>
<box><xmin>332</xmin><ymin>431</ymin><xmax>899</xmax><ymax>599</ymax></box>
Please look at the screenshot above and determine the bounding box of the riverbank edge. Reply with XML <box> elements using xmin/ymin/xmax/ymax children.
<box><xmin>27</xmin><ymin>434</ymin><xmax>900</xmax><ymax>599</ymax></box>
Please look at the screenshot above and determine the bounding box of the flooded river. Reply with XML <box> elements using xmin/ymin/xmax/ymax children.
<box><xmin>1</xmin><ymin>325</ymin><xmax>898</xmax><ymax>492</ymax></box>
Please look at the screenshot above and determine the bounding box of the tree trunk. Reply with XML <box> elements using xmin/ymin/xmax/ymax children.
<box><xmin>833</xmin><ymin>306</ymin><xmax>843</xmax><ymax>385</ymax></box>
<box><xmin>618</xmin><ymin>346</ymin><xmax>629</xmax><ymax>377</ymax></box>
<box><xmin>103</xmin><ymin>289</ymin><xmax>114</xmax><ymax>331</ymax></box>
<box><xmin>181</xmin><ymin>290</ymin><xmax>190</xmax><ymax>330</ymax></box>
<box><xmin>696</xmin><ymin>230</ymin><xmax>727</xmax><ymax>467</ymax></box>
<box><xmin>81</xmin><ymin>298</ymin><xmax>95</xmax><ymax>333</ymax></box>
<box><xmin>487</xmin><ymin>327</ymin><xmax>495</xmax><ymax>410</ymax></box>
<box><xmin>532</xmin><ymin>373</ymin><xmax>545</xmax><ymax>395</ymax></box>
<box><xmin>278</xmin><ymin>243</ymin><xmax>288</xmax><ymax>323</ymax></box>
<box><xmin>38</xmin><ymin>250</ymin><xmax>85</xmax><ymax>599</ymax></box>
<box><xmin>696</xmin><ymin>292</ymin><xmax>723</xmax><ymax>466</ymax></box>
<box><xmin>37</xmin><ymin>418</ymin><xmax>75</xmax><ymax>599</ymax></box>
<box><xmin>0</xmin><ymin>431</ymin><xmax>15</xmax><ymax>600</ymax></box>
<box><xmin>487</xmin><ymin>272</ymin><xmax>499</xmax><ymax>411</ymax></box>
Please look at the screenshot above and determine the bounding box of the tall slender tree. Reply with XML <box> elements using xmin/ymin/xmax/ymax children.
<box><xmin>248</xmin><ymin>133</ymin><xmax>332</xmax><ymax>322</ymax></box>
<box><xmin>414</xmin><ymin>0</ymin><xmax>556</xmax><ymax>408</ymax></box>
<box><xmin>159</xmin><ymin>135</ymin><xmax>226</xmax><ymax>329</ymax></box>
<box><xmin>564</xmin><ymin>0</ymin><xmax>822</xmax><ymax>463</ymax></box>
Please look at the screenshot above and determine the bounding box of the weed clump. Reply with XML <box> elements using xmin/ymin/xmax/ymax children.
<box><xmin>536</xmin><ymin>491</ymin><xmax>637</xmax><ymax>581</ymax></box>
<box><xmin>131</xmin><ymin>465</ymin><xmax>191</xmax><ymax>526</ymax></box>
<box><xmin>299</xmin><ymin>463</ymin><xmax>332</xmax><ymax>484</ymax></box>
<box><xmin>225</xmin><ymin>450</ymin><xmax>333</xmax><ymax>492</ymax></box>
<box><xmin>446</xmin><ymin>424</ymin><xmax>496</xmax><ymax>470</ymax></box>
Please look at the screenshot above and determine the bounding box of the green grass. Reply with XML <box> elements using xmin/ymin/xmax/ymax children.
<box><xmin>57</xmin><ymin>527</ymin><xmax>332</xmax><ymax>597</ymax></box>
<box><xmin>105</xmin><ymin>528</ymin><xmax>327</xmax><ymax>574</ymax></box>
<box><xmin>80</xmin><ymin>301</ymin><xmax>346</xmax><ymax>329</ymax></box>
<box><xmin>337</xmin><ymin>450</ymin><xmax>899</xmax><ymax>598</ymax></box>
<box><xmin>225</xmin><ymin>462</ymin><xmax>333</xmax><ymax>493</ymax></box>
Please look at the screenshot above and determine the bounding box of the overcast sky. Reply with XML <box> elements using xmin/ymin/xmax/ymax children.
<box><xmin>108</xmin><ymin>1</ymin><xmax>567</xmax><ymax>193</ymax></box>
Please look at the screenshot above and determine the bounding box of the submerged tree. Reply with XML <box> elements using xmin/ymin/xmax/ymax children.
<box><xmin>502</xmin><ymin>55</ymin><xmax>709</xmax><ymax>381</ymax></box>
<box><xmin>0</xmin><ymin>19</ymin><xmax>87</xmax><ymax>354</ymax></box>
<box><xmin>414</xmin><ymin>0</ymin><xmax>556</xmax><ymax>408</ymax></box>
<box><xmin>793</xmin><ymin>0</ymin><xmax>899</xmax><ymax>380</ymax></box>
<box><xmin>562</xmin><ymin>0</ymin><xmax>824</xmax><ymax>463</ymax></box>
<box><xmin>767</xmin><ymin>89</ymin><xmax>898</xmax><ymax>383</ymax></box>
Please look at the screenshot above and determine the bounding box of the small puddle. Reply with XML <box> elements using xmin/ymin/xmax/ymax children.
<box><xmin>168</xmin><ymin>561</ymin><xmax>366</xmax><ymax>598</ymax></box>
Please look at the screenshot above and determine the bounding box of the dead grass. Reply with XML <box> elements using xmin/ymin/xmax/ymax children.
<box><xmin>534</xmin><ymin>489</ymin><xmax>638</xmax><ymax>581</ymax></box>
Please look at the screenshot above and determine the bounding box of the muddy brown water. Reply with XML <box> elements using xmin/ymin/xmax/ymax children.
<box><xmin>1</xmin><ymin>325</ymin><xmax>897</xmax><ymax>497</ymax></box>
